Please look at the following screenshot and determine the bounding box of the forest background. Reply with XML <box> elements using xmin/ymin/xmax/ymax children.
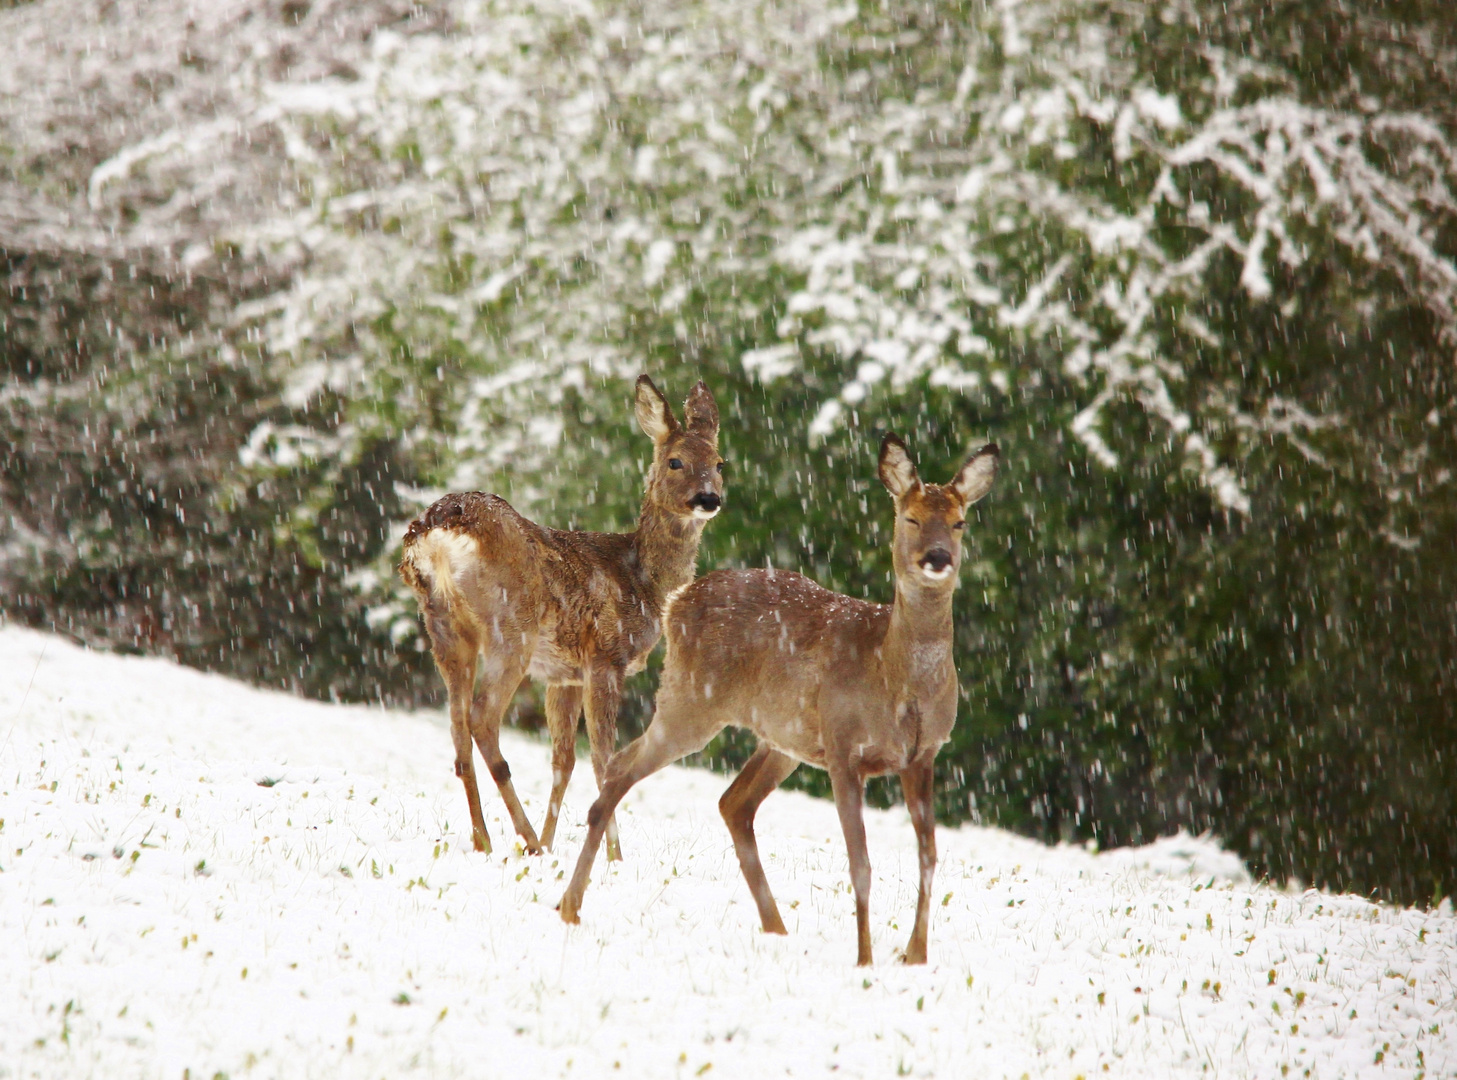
<box><xmin>3</xmin><ymin>0</ymin><xmax>1454</xmax><ymax>906</ymax></box>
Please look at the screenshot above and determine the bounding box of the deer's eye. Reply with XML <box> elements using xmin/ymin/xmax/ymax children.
<box><xmin>953</xmin><ymin>520</ymin><xmax>967</xmax><ymax>530</ymax></box>
<box><xmin>668</xmin><ymin>458</ymin><xmax>684</xmax><ymax>470</ymax></box>
<box><xmin>904</xmin><ymin>517</ymin><xmax>920</xmax><ymax>526</ymax></box>
<box><xmin>716</xmin><ymin>461</ymin><xmax>724</xmax><ymax>473</ymax></box>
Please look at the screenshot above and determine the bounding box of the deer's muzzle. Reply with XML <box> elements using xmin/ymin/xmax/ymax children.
<box><xmin>918</xmin><ymin>548</ymin><xmax>954</xmax><ymax>580</ymax></box>
<box><xmin>689</xmin><ymin>492</ymin><xmax>722</xmax><ymax>518</ymax></box>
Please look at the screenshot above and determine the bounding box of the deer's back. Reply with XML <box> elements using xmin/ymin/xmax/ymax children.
<box><xmin>660</xmin><ymin>568</ymin><xmax>892</xmax><ymax>767</ymax></box>
<box><xmin>400</xmin><ymin>492</ymin><xmax>666</xmax><ymax>680</ymax></box>
<box><xmin>665</xmin><ymin>568</ymin><xmax>887</xmax><ymax>651</ymax></box>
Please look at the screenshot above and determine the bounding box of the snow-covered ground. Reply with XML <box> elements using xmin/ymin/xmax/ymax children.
<box><xmin>0</xmin><ymin>626</ymin><xmax>1451</xmax><ymax>1078</ymax></box>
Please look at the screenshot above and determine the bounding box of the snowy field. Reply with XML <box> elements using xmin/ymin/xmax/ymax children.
<box><xmin>0</xmin><ymin>626</ymin><xmax>1451</xmax><ymax>1079</ymax></box>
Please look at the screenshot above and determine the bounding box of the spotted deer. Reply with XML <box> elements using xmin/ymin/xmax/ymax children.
<box><xmin>398</xmin><ymin>376</ymin><xmax>724</xmax><ymax>859</ymax></box>
<box><xmin>558</xmin><ymin>434</ymin><xmax>999</xmax><ymax>965</ymax></box>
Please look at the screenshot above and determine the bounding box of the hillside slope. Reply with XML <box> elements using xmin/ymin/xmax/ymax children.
<box><xmin>1</xmin><ymin>626</ymin><xmax>1451</xmax><ymax>1078</ymax></box>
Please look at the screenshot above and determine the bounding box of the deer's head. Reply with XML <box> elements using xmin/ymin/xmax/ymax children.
<box><xmin>879</xmin><ymin>434</ymin><xmax>999</xmax><ymax>590</ymax></box>
<box><xmin>636</xmin><ymin>375</ymin><xmax>724</xmax><ymax>521</ymax></box>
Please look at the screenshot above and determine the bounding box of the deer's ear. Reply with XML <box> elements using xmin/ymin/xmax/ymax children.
<box><xmin>635</xmin><ymin>375</ymin><xmax>678</xmax><ymax>443</ymax></box>
<box><xmin>683</xmin><ymin>380</ymin><xmax>719</xmax><ymax>437</ymax></box>
<box><xmin>878</xmin><ymin>434</ymin><xmax>919</xmax><ymax>498</ymax></box>
<box><xmin>950</xmin><ymin>443</ymin><xmax>999</xmax><ymax>506</ymax></box>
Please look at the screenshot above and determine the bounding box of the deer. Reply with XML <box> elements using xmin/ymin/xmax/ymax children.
<box><xmin>398</xmin><ymin>375</ymin><xmax>724</xmax><ymax>861</ymax></box>
<box><xmin>558</xmin><ymin>433</ymin><xmax>999</xmax><ymax>965</ymax></box>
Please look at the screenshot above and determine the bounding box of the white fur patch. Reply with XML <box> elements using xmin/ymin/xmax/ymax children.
<box><xmin>662</xmin><ymin>582</ymin><xmax>692</xmax><ymax>619</ymax></box>
<box><xmin>919</xmin><ymin>564</ymin><xmax>954</xmax><ymax>582</ymax></box>
<box><xmin>691</xmin><ymin>505</ymin><xmax>720</xmax><ymax>520</ymax></box>
<box><xmin>422</xmin><ymin>529</ymin><xmax>480</xmax><ymax>570</ymax></box>
<box><xmin>911</xmin><ymin>641</ymin><xmax>951</xmax><ymax>667</ymax></box>
<box><xmin>412</xmin><ymin>529</ymin><xmax>481</xmax><ymax>604</ymax></box>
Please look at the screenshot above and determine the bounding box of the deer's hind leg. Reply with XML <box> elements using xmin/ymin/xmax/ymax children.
<box><xmin>559</xmin><ymin>689</ymin><xmax>725</xmax><ymax>923</ymax></box>
<box><xmin>423</xmin><ymin>606</ymin><xmax>494</xmax><ymax>854</ymax></box>
<box><xmin>719</xmin><ymin>744</ymin><xmax>799</xmax><ymax>935</ymax></box>
<box><xmin>467</xmin><ymin>651</ymin><xmax>543</xmax><ymax>855</ymax></box>
<box><xmin>539</xmin><ymin>684</ymin><xmax>582</xmax><ymax>851</ymax></box>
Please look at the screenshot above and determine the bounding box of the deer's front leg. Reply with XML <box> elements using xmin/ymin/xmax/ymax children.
<box><xmin>899</xmin><ymin>758</ymin><xmax>937</xmax><ymax>965</ymax></box>
<box><xmin>828</xmin><ymin>762</ymin><xmax>874</xmax><ymax>966</ymax></box>
<box><xmin>539</xmin><ymin>684</ymin><xmax>583</xmax><ymax>852</ymax></box>
<box><xmin>585</xmin><ymin>666</ymin><xmax>625</xmax><ymax>861</ymax></box>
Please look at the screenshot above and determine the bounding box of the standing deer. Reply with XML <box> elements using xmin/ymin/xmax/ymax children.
<box><xmin>398</xmin><ymin>375</ymin><xmax>724</xmax><ymax>859</ymax></box>
<box><xmin>559</xmin><ymin>434</ymin><xmax>998</xmax><ymax>965</ymax></box>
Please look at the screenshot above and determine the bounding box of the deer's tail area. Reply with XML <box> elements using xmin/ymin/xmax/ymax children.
<box><xmin>399</xmin><ymin>524</ymin><xmax>480</xmax><ymax>612</ymax></box>
<box><xmin>399</xmin><ymin>492</ymin><xmax>512</xmax><ymax>608</ymax></box>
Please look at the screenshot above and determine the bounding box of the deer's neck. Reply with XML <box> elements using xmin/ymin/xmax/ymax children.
<box><xmin>882</xmin><ymin>583</ymin><xmax>956</xmax><ymax>691</ymax></box>
<box><xmin>632</xmin><ymin>502</ymin><xmax>705</xmax><ymax>601</ymax></box>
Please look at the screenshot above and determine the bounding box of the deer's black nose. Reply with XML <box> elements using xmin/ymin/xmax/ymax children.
<box><xmin>690</xmin><ymin>492</ymin><xmax>721</xmax><ymax>512</ymax></box>
<box><xmin>920</xmin><ymin>548</ymin><xmax>953</xmax><ymax>573</ymax></box>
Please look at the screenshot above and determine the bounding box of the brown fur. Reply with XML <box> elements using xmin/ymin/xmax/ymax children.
<box><xmin>559</xmin><ymin>434</ymin><xmax>999</xmax><ymax>966</ymax></box>
<box><xmin>399</xmin><ymin>376</ymin><xmax>724</xmax><ymax>857</ymax></box>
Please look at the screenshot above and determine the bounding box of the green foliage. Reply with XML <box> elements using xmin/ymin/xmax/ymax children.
<box><xmin>0</xmin><ymin>251</ymin><xmax>436</xmax><ymax>701</ymax></box>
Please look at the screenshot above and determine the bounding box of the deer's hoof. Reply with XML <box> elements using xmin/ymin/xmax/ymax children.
<box><xmin>558</xmin><ymin>896</ymin><xmax>581</xmax><ymax>925</ymax></box>
<box><xmin>901</xmin><ymin>947</ymin><xmax>927</xmax><ymax>966</ymax></box>
<box><xmin>472</xmin><ymin>830</ymin><xmax>491</xmax><ymax>854</ymax></box>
